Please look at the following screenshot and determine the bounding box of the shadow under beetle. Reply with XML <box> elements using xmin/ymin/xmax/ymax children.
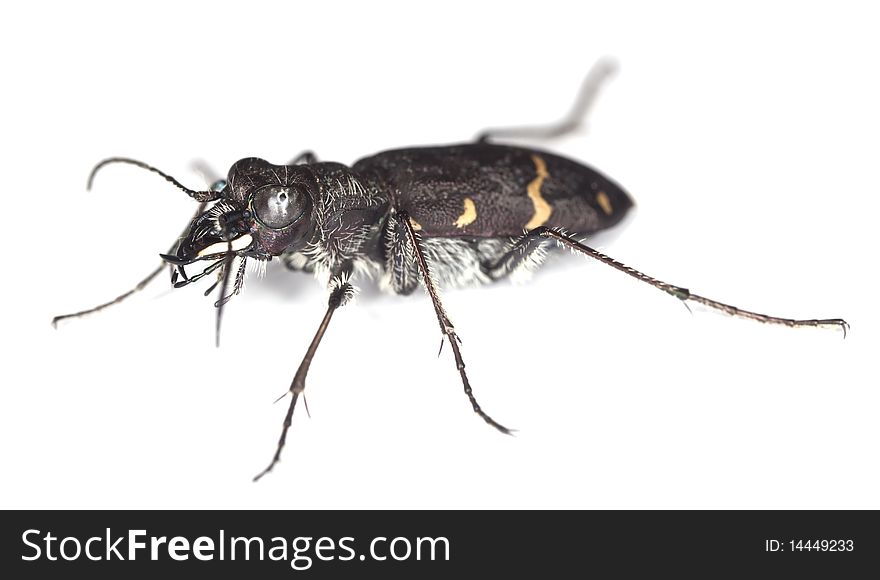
<box><xmin>53</xmin><ymin>60</ymin><xmax>848</xmax><ymax>481</ymax></box>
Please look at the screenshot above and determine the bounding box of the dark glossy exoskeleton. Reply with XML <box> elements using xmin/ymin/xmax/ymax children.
<box><xmin>356</xmin><ymin>145</ymin><xmax>633</xmax><ymax>293</ymax></box>
<box><xmin>54</xmin><ymin>61</ymin><xmax>847</xmax><ymax>480</ymax></box>
<box><xmin>177</xmin><ymin>144</ymin><xmax>633</xmax><ymax>295</ymax></box>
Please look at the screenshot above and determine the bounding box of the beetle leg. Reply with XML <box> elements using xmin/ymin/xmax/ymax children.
<box><xmin>492</xmin><ymin>227</ymin><xmax>849</xmax><ymax>335</ymax></box>
<box><xmin>254</xmin><ymin>275</ymin><xmax>356</xmax><ymax>481</ymax></box>
<box><xmin>397</xmin><ymin>211</ymin><xmax>513</xmax><ymax>435</ymax></box>
<box><xmin>476</xmin><ymin>57</ymin><xmax>617</xmax><ymax>143</ymax></box>
<box><xmin>52</xmin><ymin>202</ymin><xmax>207</xmax><ymax>327</ymax></box>
<box><xmin>481</xmin><ymin>234</ymin><xmax>555</xmax><ymax>281</ymax></box>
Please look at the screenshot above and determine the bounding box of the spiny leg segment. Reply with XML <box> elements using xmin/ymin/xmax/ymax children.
<box><xmin>253</xmin><ymin>279</ymin><xmax>355</xmax><ymax>482</ymax></box>
<box><xmin>398</xmin><ymin>211</ymin><xmax>512</xmax><ymax>434</ymax></box>
<box><xmin>492</xmin><ymin>227</ymin><xmax>849</xmax><ymax>335</ymax></box>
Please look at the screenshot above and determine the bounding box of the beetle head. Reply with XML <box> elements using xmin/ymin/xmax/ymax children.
<box><xmin>86</xmin><ymin>156</ymin><xmax>319</xmax><ymax>284</ymax></box>
<box><xmin>163</xmin><ymin>158</ymin><xmax>317</xmax><ymax>269</ymax></box>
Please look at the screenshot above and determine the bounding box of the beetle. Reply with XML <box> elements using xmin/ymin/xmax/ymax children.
<box><xmin>53</xmin><ymin>61</ymin><xmax>847</xmax><ymax>480</ymax></box>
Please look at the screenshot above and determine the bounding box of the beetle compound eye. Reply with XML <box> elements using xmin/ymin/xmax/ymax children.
<box><xmin>252</xmin><ymin>185</ymin><xmax>304</xmax><ymax>229</ymax></box>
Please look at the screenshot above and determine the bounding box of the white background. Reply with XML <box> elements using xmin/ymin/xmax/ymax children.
<box><xmin>2</xmin><ymin>1</ymin><xmax>877</xmax><ymax>508</ymax></box>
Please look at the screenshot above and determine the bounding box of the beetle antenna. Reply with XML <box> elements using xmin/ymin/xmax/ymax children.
<box><xmin>88</xmin><ymin>157</ymin><xmax>221</xmax><ymax>202</ymax></box>
<box><xmin>52</xmin><ymin>202</ymin><xmax>208</xmax><ymax>326</ymax></box>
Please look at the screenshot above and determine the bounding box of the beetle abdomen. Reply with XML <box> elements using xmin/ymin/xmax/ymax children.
<box><xmin>354</xmin><ymin>143</ymin><xmax>634</xmax><ymax>238</ymax></box>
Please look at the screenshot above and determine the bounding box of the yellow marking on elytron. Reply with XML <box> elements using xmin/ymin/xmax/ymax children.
<box><xmin>525</xmin><ymin>154</ymin><xmax>552</xmax><ymax>229</ymax></box>
<box><xmin>453</xmin><ymin>197</ymin><xmax>477</xmax><ymax>228</ymax></box>
<box><xmin>596</xmin><ymin>190</ymin><xmax>613</xmax><ymax>215</ymax></box>
<box><xmin>409</xmin><ymin>216</ymin><xmax>422</xmax><ymax>231</ymax></box>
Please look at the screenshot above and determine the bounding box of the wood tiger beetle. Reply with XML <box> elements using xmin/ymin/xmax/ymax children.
<box><xmin>53</xmin><ymin>60</ymin><xmax>848</xmax><ymax>481</ymax></box>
